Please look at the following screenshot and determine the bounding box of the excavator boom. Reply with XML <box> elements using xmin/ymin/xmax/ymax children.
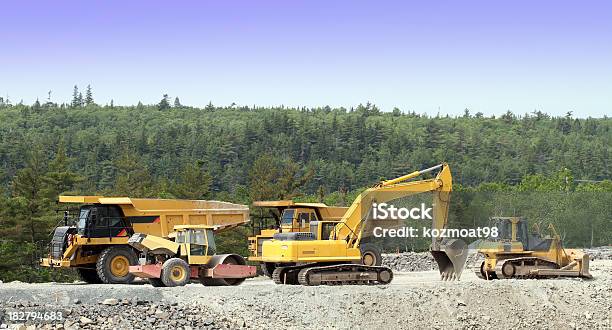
<box><xmin>330</xmin><ymin>163</ymin><xmax>466</xmax><ymax>280</ymax></box>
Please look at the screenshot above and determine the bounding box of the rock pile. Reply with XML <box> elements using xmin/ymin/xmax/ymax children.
<box><xmin>382</xmin><ymin>252</ymin><xmax>437</xmax><ymax>272</ymax></box>
<box><xmin>584</xmin><ymin>246</ymin><xmax>612</xmax><ymax>260</ymax></box>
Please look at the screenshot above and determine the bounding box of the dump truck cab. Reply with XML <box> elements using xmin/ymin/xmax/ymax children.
<box><xmin>41</xmin><ymin>196</ymin><xmax>249</xmax><ymax>284</ymax></box>
<box><xmin>128</xmin><ymin>225</ymin><xmax>256</xmax><ymax>287</ymax></box>
<box><xmin>75</xmin><ymin>204</ymin><xmax>132</xmax><ymax>238</ymax></box>
<box><xmin>279</xmin><ymin>207</ymin><xmax>320</xmax><ymax>232</ymax></box>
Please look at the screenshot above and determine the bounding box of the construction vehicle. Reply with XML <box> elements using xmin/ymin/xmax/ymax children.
<box><xmin>41</xmin><ymin>196</ymin><xmax>249</xmax><ymax>284</ymax></box>
<box><xmin>247</xmin><ymin>200</ymin><xmax>348</xmax><ymax>276</ymax></box>
<box><xmin>128</xmin><ymin>225</ymin><xmax>257</xmax><ymax>287</ymax></box>
<box><xmin>475</xmin><ymin>217</ymin><xmax>592</xmax><ymax>279</ymax></box>
<box><xmin>261</xmin><ymin>163</ymin><xmax>468</xmax><ymax>285</ymax></box>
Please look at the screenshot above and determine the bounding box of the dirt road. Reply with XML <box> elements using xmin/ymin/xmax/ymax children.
<box><xmin>1</xmin><ymin>260</ymin><xmax>610</xmax><ymax>329</ymax></box>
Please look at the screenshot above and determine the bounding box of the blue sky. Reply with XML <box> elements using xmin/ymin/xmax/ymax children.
<box><xmin>1</xmin><ymin>1</ymin><xmax>611</xmax><ymax>117</ymax></box>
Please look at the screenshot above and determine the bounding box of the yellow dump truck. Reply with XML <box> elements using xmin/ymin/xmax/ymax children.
<box><xmin>41</xmin><ymin>196</ymin><xmax>249</xmax><ymax>284</ymax></box>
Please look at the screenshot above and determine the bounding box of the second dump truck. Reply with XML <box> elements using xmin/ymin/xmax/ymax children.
<box><xmin>41</xmin><ymin>196</ymin><xmax>249</xmax><ymax>284</ymax></box>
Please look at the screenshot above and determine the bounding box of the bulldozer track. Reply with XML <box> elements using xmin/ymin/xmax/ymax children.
<box><xmin>494</xmin><ymin>257</ymin><xmax>559</xmax><ymax>279</ymax></box>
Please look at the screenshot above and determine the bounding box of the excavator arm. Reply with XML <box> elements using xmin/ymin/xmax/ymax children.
<box><xmin>331</xmin><ymin>163</ymin><xmax>467</xmax><ymax>280</ymax></box>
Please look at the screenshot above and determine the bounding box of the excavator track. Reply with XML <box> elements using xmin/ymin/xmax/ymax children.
<box><xmin>272</xmin><ymin>264</ymin><xmax>309</xmax><ymax>285</ymax></box>
<box><xmin>296</xmin><ymin>264</ymin><xmax>393</xmax><ymax>286</ymax></box>
<box><xmin>494</xmin><ymin>257</ymin><xmax>560</xmax><ymax>279</ymax></box>
<box><xmin>475</xmin><ymin>261</ymin><xmax>497</xmax><ymax>280</ymax></box>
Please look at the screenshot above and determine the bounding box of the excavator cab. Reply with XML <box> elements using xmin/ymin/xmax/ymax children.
<box><xmin>308</xmin><ymin>221</ymin><xmax>338</xmax><ymax>240</ymax></box>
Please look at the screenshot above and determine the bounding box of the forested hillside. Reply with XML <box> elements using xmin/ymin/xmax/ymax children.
<box><xmin>0</xmin><ymin>95</ymin><xmax>610</xmax><ymax>281</ymax></box>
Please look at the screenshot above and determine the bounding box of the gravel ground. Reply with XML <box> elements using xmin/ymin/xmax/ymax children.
<box><xmin>1</xmin><ymin>259</ymin><xmax>610</xmax><ymax>330</ymax></box>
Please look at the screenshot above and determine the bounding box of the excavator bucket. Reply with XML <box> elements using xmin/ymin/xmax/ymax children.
<box><xmin>431</xmin><ymin>239</ymin><xmax>468</xmax><ymax>280</ymax></box>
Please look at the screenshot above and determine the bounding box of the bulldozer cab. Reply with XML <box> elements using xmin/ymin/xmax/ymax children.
<box><xmin>491</xmin><ymin>217</ymin><xmax>555</xmax><ymax>252</ymax></box>
<box><xmin>491</xmin><ymin>217</ymin><xmax>528</xmax><ymax>244</ymax></box>
<box><xmin>173</xmin><ymin>225</ymin><xmax>217</xmax><ymax>264</ymax></box>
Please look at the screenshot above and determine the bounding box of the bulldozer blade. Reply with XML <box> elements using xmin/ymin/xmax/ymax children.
<box><xmin>431</xmin><ymin>239</ymin><xmax>468</xmax><ymax>280</ymax></box>
<box><xmin>580</xmin><ymin>254</ymin><xmax>593</xmax><ymax>279</ymax></box>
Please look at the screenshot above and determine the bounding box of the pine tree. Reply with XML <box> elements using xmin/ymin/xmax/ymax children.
<box><xmin>33</xmin><ymin>98</ymin><xmax>41</xmax><ymax>111</ymax></box>
<box><xmin>11</xmin><ymin>148</ymin><xmax>48</xmax><ymax>242</ymax></box>
<box><xmin>71</xmin><ymin>85</ymin><xmax>80</xmax><ymax>107</ymax></box>
<box><xmin>172</xmin><ymin>162</ymin><xmax>212</xmax><ymax>199</ymax></box>
<box><xmin>113</xmin><ymin>146</ymin><xmax>153</xmax><ymax>197</ymax></box>
<box><xmin>85</xmin><ymin>85</ymin><xmax>94</xmax><ymax>105</ymax></box>
<box><xmin>173</xmin><ymin>97</ymin><xmax>181</xmax><ymax>108</ymax></box>
<box><xmin>158</xmin><ymin>94</ymin><xmax>170</xmax><ymax>110</ymax></box>
<box><xmin>43</xmin><ymin>141</ymin><xmax>82</xmax><ymax>199</ymax></box>
<box><xmin>77</xmin><ymin>92</ymin><xmax>83</xmax><ymax>107</ymax></box>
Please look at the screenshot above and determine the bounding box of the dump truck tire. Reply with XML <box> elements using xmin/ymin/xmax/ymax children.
<box><xmin>161</xmin><ymin>258</ymin><xmax>191</xmax><ymax>287</ymax></box>
<box><xmin>96</xmin><ymin>246</ymin><xmax>138</xmax><ymax>284</ymax></box>
<box><xmin>148</xmin><ymin>278</ymin><xmax>166</xmax><ymax>287</ymax></box>
<box><xmin>77</xmin><ymin>267</ymin><xmax>103</xmax><ymax>284</ymax></box>
<box><xmin>360</xmin><ymin>243</ymin><xmax>382</xmax><ymax>266</ymax></box>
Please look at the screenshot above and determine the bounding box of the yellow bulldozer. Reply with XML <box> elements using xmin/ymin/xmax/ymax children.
<box><xmin>475</xmin><ymin>217</ymin><xmax>592</xmax><ymax>280</ymax></box>
<box><xmin>41</xmin><ymin>196</ymin><xmax>249</xmax><ymax>284</ymax></box>
<box><xmin>128</xmin><ymin>225</ymin><xmax>257</xmax><ymax>287</ymax></box>
<box><xmin>261</xmin><ymin>163</ymin><xmax>468</xmax><ymax>285</ymax></box>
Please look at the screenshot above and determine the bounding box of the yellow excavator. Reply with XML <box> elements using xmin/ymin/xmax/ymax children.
<box><xmin>247</xmin><ymin>200</ymin><xmax>348</xmax><ymax>277</ymax></box>
<box><xmin>476</xmin><ymin>217</ymin><xmax>592</xmax><ymax>280</ymax></box>
<box><xmin>261</xmin><ymin>163</ymin><xmax>468</xmax><ymax>285</ymax></box>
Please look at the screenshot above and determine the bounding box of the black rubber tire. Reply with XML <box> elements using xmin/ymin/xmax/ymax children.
<box><xmin>148</xmin><ymin>278</ymin><xmax>166</xmax><ymax>287</ymax></box>
<box><xmin>360</xmin><ymin>243</ymin><xmax>382</xmax><ymax>266</ymax></box>
<box><xmin>161</xmin><ymin>258</ymin><xmax>191</xmax><ymax>287</ymax></box>
<box><xmin>77</xmin><ymin>267</ymin><xmax>103</xmax><ymax>284</ymax></box>
<box><xmin>96</xmin><ymin>246</ymin><xmax>138</xmax><ymax>284</ymax></box>
<box><xmin>261</xmin><ymin>262</ymin><xmax>276</xmax><ymax>278</ymax></box>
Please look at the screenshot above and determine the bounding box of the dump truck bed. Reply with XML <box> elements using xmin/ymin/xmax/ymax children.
<box><xmin>59</xmin><ymin>196</ymin><xmax>250</xmax><ymax>237</ymax></box>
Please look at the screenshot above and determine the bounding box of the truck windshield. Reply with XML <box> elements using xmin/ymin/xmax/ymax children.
<box><xmin>206</xmin><ymin>229</ymin><xmax>216</xmax><ymax>253</ymax></box>
<box><xmin>77</xmin><ymin>207</ymin><xmax>90</xmax><ymax>234</ymax></box>
<box><xmin>176</xmin><ymin>231</ymin><xmax>186</xmax><ymax>243</ymax></box>
<box><xmin>281</xmin><ymin>209</ymin><xmax>295</xmax><ymax>225</ymax></box>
